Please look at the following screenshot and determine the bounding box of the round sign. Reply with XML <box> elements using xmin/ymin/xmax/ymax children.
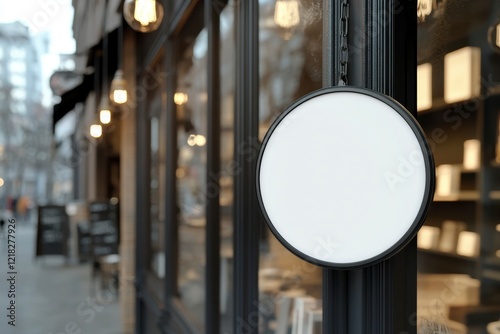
<box><xmin>256</xmin><ymin>86</ymin><xmax>435</xmax><ymax>269</ymax></box>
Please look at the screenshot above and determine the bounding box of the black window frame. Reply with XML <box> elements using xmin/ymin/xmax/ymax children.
<box><xmin>135</xmin><ymin>0</ymin><xmax>418</xmax><ymax>333</ymax></box>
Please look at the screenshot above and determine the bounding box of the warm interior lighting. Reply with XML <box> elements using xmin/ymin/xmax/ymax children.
<box><xmin>90</xmin><ymin>124</ymin><xmax>102</xmax><ymax>138</ymax></box>
<box><xmin>100</xmin><ymin>109</ymin><xmax>112</xmax><ymax>124</ymax></box>
<box><xmin>496</xmin><ymin>24</ymin><xmax>500</xmax><ymax>48</ymax></box>
<box><xmin>444</xmin><ymin>47</ymin><xmax>481</xmax><ymax>104</ymax></box>
<box><xmin>417</xmin><ymin>63</ymin><xmax>432</xmax><ymax>111</ymax></box>
<box><xmin>417</xmin><ymin>0</ymin><xmax>433</xmax><ymax>22</ymax></box>
<box><xmin>110</xmin><ymin>70</ymin><xmax>128</xmax><ymax>104</ymax></box>
<box><xmin>463</xmin><ymin>139</ymin><xmax>481</xmax><ymax>170</ymax></box>
<box><xmin>496</xmin><ymin>224</ymin><xmax>500</xmax><ymax>232</ymax></box>
<box><xmin>457</xmin><ymin>231</ymin><xmax>479</xmax><ymax>257</ymax></box>
<box><xmin>274</xmin><ymin>0</ymin><xmax>300</xmax><ymax>29</ymax></box>
<box><xmin>0</xmin><ymin>177</ymin><xmax>4</xmax><ymax>187</ymax></box>
<box><xmin>98</xmin><ymin>97</ymin><xmax>112</xmax><ymax>124</ymax></box>
<box><xmin>187</xmin><ymin>134</ymin><xmax>196</xmax><ymax>146</ymax></box>
<box><xmin>174</xmin><ymin>92</ymin><xmax>188</xmax><ymax>105</ymax></box>
<box><xmin>113</xmin><ymin>90</ymin><xmax>128</xmax><ymax>104</ymax></box>
<box><xmin>435</xmin><ymin>164</ymin><xmax>460</xmax><ymax>197</ymax></box>
<box><xmin>134</xmin><ymin>0</ymin><xmax>156</xmax><ymax>26</ymax></box>
<box><xmin>194</xmin><ymin>135</ymin><xmax>206</xmax><ymax>147</ymax></box>
<box><xmin>124</xmin><ymin>0</ymin><xmax>164</xmax><ymax>33</ymax></box>
<box><xmin>187</xmin><ymin>134</ymin><xmax>206</xmax><ymax>147</ymax></box>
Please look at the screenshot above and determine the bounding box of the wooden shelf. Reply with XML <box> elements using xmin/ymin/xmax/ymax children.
<box><xmin>483</xmin><ymin>257</ymin><xmax>500</xmax><ymax>267</ymax></box>
<box><xmin>433</xmin><ymin>191</ymin><xmax>480</xmax><ymax>202</ymax></box>
<box><xmin>418</xmin><ymin>248</ymin><xmax>478</xmax><ymax>261</ymax></box>
<box><xmin>417</xmin><ymin>97</ymin><xmax>480</xmax><ymax>115</ymax></box>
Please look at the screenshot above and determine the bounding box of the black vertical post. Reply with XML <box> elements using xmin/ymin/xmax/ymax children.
<box><xmin>205</xmin><ymin>0</ymin><xmax>221</xmax><ymax>333</ymax></box>
<box><xmin>234</xmin><ymin>1</ymin><xmax>260</xmax><ymax>333</ymax></box>
<box><xmin>322</xmin><ymin>0</ymin><xmax>417</xmax><ymax>333</ymax></box>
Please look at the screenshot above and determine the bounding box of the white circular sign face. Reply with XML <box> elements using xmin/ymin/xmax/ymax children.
<box><xmin>256</xmin><ymin>87</ymin><xmax>435</xmax><ymax>269</ymax></box>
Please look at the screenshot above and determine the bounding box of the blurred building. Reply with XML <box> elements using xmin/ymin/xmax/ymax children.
<box><xmin>0</xmin><ymin>21</ymin><xmax>51</xmax><ymax>211</ymax></box>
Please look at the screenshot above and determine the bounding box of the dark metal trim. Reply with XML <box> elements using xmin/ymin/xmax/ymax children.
<box><xmin>137</xmin><ymin>39</ymin><xmax>166</xmax><ymax>77</ymax></box>
<box><xmin>255</xmin><ymin>86</ymin><xmax>435</xmax><ymax>269</ymax></box>
<box><xmin>169</xmin><ymin>0</ymin><xmax>201</xmax><ymax>37</ymax></box>
<box><xmin>205</xmin><ymin>0</ymin><xmax>221</xmax><ymax>333</ymax></box>
<box><xmin>233</xmin><ymin>1</ymin><xmax>260</xmax><ymax>333</ymax></box>
<box><xmin>321</xmin><ymin>0</ymin><xmax>419</xmax><ymax>332</ymax></box>
<box><xmin>168</xmin><ymin>298</ymin><xmax>204</xmax><ymax>333</ymax></box>
<box><xmin>140</xmin><ymin>287</ymin><xmax>164</xmax><ymax>319</ymax></box>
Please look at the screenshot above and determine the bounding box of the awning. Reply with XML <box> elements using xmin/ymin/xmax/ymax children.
<box><xmin>51</xmin><ymin>0</ymin><xmax>122</xmax><ymax>133</ymax></box>
<box><xmin>52</xmin><ymin>28</ymin><xmax>119</xmax><ymax>133</ymax></box>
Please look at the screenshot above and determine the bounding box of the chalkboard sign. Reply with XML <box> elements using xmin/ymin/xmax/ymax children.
<box><xmin>89</xmin><ymin>201</ymin><xmax>119</xmax><ymax>256</ymax></box>
<box><xmin>36</xmin><ymin>205</ymin><xmax>69</xmax><ymax>257</ymax></box>
<box><xmin>76</xmin><ymin>221</ymin><xmax>92</xmax><ymax>261</ymax></box>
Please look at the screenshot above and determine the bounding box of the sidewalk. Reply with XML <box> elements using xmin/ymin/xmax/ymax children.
<box><xmin>0</xmin><ymin>217</ymin><xmax>121</xmax><ymax>334</ymax></box>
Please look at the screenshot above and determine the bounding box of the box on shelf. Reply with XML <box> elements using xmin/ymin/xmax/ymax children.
<box><xmin>436</xmin><ymin>165</ymin><xmax>461</xmax><ymax>197</ymax></box>
<box><xmin>418</xmin><ymin>226</ymin><xmax>441</xmax><ymax>250</ymax></box>
<box><xmin>463</xmin><ymin>139</ymin><xmax>481</xmax><ymax>170</ymax></box>
<box><xmin>444</xmin><ymin>46</ymin><xmax>481</xmax><ymax>104</ymax></box>
<box><xmin>439</xmin><ymin>220</ymin><xmax>466</xmax><ymax>254</ymax></box>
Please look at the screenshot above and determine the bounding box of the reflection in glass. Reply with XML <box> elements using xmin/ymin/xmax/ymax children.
<box><xmin>176</xmin><ymin>28</ymin><xmax>207</xmax><ymax>326</ymax></box>
<box><xmin>220</xmin><ymin>5</ymin><xmax>235</xmax><ymax>333</ymax></box>
<box><xmin>149</xmin><ymin>80</ymin><xmax>166</xmax><ymax>279</ymax></box>
<box><xmin>417</xmin><ymin>2</ymin><xmax>500</xmax><ymax>332</ymax></box>
<box><xmin>258</xmin><ymin>1</ymin><xmax>323</xmax><ymax>333</ymax></box>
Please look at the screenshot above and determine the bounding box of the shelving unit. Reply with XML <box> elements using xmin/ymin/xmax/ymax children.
<box><xmin>417</xmin><ymin>94</ymin><xmax>500</xmax><ymax>306</ymax></box>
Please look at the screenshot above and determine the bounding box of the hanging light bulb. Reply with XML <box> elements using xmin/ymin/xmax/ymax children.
<box><xmin>417</xmin><ymin>0</ymin><xmax>433</xmax><ymax>22</ymax></box>
<box><xmin>110</xmin><ymin>70</ymin><xmax>128</xmax><ymax>104</ymax></box>
<box><xmin>174</xmin><ymin>92</ymin><xmax>188</xmax><ymax>105</ymax></box>
<box><xmin>100</xmin><ymin>109</ymin><xmax>112</xmax><ymax>124</ymax></box>
<box><xmin>90</xmin><ymin>124</ymin><xmax>103</xmax><ymax>138</ymax></box>
<box><xmin>274</xmin><ymin>0</ymin><xmax>300</xmax><ymax>30</ymax></box>
<box><xmin>123</xmin><ymin>0</ymin><xmax>164</xmax><ymax>33</ymax></box>
<box><xmin>98</xmin><ymin>97</ymin><xmax>112</xmax><ymax>124</ymax></box>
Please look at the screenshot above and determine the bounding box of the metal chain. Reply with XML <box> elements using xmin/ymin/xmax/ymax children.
<box><xmin>339</xmin><ymin>0</ymin><xmax>350</xmax><ymax>86</ymax></box>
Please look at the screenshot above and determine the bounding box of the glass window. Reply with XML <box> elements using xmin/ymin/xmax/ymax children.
<box><xmin>220</xmin><ymin>4</ymin><xmax>235</xmax><ymax>333</ymax></box>
<box><xmin>176</xmin><ymin>26</ymin><xmax>207</xmax><ymax>327</ymax></box>
<box><xmin>416</xmin><ymin>2</ymin><xmax>500</xmax><ymax>332</ymax></box>
<box><xmin>258</xmin><ymin>1</ymin><xmax>323</xmax><ymax>333</ymax></box>
<box><xmin>148</xmin><ymin>61</ymin><xmax>166</xmax><ymax>280</ymax></box>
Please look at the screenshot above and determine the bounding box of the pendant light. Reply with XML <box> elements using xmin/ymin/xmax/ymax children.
<box><xmin>99</xmin><ymin>7</ymin><xmax>112</xmax><ymax>125</ymax></box>
<box><xmin>110</xmin><ymin>20</ymin><xmax>127</xmax><ymax>104</ymax></box>
<box><xmin>90</xmin><ymin>49</ymin><xmax>102</xmax><ymax>138</ymax></box>
<box><xmin>274</xmin><ymin>0</ymin><xmax>300</xmax><ymax>40</ymax></box>
<box><xmin>90</xmin><ymin>124</ymin><xmax>103</xmax><ymax>138</ymax></box>
<box><xmin>417</xmin><ymin>0</ymin><xmax>433</xmax><ymax>22</ymax></box>
<box><xmin>123</xmin><ymin>0</ymin><xmax>164</xmax><ymax>33</ymax></box>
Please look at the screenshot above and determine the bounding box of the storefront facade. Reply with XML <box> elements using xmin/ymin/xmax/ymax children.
<box><xmin>133</xmin><ymin>1</ymin><xmax>419</xmax><ymax>333</ymax></box>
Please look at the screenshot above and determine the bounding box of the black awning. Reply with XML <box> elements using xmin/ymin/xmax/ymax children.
<box><xmin>52</xmin><ymin>28</ymin><xmax>118</xmax><ymax>133</ymax></box>
<box><xmin>52</xmin><ymin>73</ymin><xmax>94</xmax><ymax>133</ymax></box>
